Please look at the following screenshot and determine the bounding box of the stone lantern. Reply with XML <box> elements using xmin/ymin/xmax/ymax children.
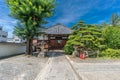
<box><xmin>38</xmin><ymin>41</ymin><xmax>46</xmax><ymax>57</ymax></box>
<box><xmin>72</xmin><ymin>45</ymin><xmax>79</xmax><ymax>57</ymax></box>
<box><xmin>38</xmin><ymin>34</ymin><xmax>46</xmax><ymax>57</ymax></box>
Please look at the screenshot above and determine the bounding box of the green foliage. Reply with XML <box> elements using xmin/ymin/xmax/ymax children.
<box><xmin>6</xmin><ymin>0</ymin><xmax>55</xmax><ymax>22</ymax></box>
<box><xmin>13</xmin><ymin>21</ymin><xmax>40</xmax><ymax>40</ymax></box>
<box><xmin>71</xmin><ymin>21</ymin><xmax>85</xmax><ymax>30</ymax></box>
<box><xmin>65</xmin><ymin>14</ymin><xmax>120</xmax><ymax>58</ymax></box>
<box><xmin>110</xmin><ymin>13</ymin><xmax>120</xmax><ymax>27</ymax></box>
<box><xmin>98</xmin><ymin>14</ymin><xmax>120</xmax><ymax>58</ymax></box>
<box><xmin>64</xmin><ymin>43</ymin><xmax>74</xmax><ymax>55</ymax></box>
<box><xmin>69</xmin><ymin>25</ymin><xmax>105</xmax><ymax>50</ymax></box>
<box><xmin>102</xmin><ymin>27</ymin><xmax>120</xmax><ymax>49</ymax></box>
<box><xmin>6</xmin><ymin>0</ymin><xmax>56</xmax><ymax>39</ymax></box>
<box><xmin>100</xmin><ymin>48</ymin><xmax>120</xmax><ymax>58</ymax></box>
<box><xmin>64</xmin><ymin>22</ymin><xmax>105</xmax><ymax>55</ymax></box>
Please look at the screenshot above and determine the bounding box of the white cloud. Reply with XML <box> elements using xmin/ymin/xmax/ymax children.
<box><xmin>0</xmin><ymin>19</ymin><xmax>17</xmax><ymax>37</ymax></box>
<box><xmin>48</xmin><ymin>0</ymin><xmax>101</xmax><ymax>26</ymax></box>
<box><xmin>0</xmin><ymin>19</ymin><xmax>17</xmax><ymax>24</ymax></box>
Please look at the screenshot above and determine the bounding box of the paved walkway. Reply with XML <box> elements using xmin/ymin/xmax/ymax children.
<box><xmin>70</xmin><ymin>58</ymin><xmax>120</xmax><ymax>80</ymax></box>
<box><xmin>35</xmin><ymin>52</ymin><xmax>80</xmax><ymax>80</ymax></box>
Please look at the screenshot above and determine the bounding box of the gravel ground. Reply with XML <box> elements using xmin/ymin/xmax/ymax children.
<box><xmin>0</xmin><ymin>54</ymin><xmax>48</xmax><ymax>80</ymax></box>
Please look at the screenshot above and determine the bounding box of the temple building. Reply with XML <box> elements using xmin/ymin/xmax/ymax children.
<box><xmin>33</xmin><ymin>24</ymin><xmax>72</xmax><ymax>50</ymax></box>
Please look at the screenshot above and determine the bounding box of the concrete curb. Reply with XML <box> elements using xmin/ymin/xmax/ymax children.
<box><xmin>34</xmin><ymin>53</ymin><xmax>54</xmax><ymax>80</ymax></box>
<box><xmin>65</xmin><ymin>55</ymin><xmax>89</xmax><ymax>80</ymax></box>
<box><xmin>65</xmin><ymin>55</ymin><xmax>82</xmax><ymax>80</ymax></box>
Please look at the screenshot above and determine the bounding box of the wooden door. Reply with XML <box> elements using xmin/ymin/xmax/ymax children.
<box><xmin>49</xmin><ymin>40</ymin><xmax>67</xmax><ymax>50</ymax></box>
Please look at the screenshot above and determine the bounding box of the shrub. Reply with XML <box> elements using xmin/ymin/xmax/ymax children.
<box><xmin>100</xmin><ymin>48</ymin><xmax>120</xmax><ymax>58</ymax></box>
<box><xmin>64</xmin><ymin>44</ymin><xmax>74</xmax><ymax>55</ymax></box>
<box><xmin>102</xmin><ymin>27</ymin><xmax>120</xmax><ymax>49</ymax></box>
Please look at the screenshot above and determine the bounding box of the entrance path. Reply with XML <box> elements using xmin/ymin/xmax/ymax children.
<box><xmin>35</xmin><ymin>52</ymin><xmax>81</xmax><ymax>80</ymax></box>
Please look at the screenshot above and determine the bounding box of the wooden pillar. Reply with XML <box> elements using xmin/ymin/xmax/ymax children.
<box><xmin>48</xmin><ymin>34</ymin><xmax>50</xmax><ymax>50</ymax></box>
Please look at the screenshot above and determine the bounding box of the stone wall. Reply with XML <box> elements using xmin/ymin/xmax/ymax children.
<box><xmin>0</xmin><ymin>42</ymin><xmax>26</xmax><ymax>58</ymax></box>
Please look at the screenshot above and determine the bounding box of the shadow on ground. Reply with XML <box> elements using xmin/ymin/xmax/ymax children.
<box><xmin>46</xmin><ymin>52</ymin><xmax>64</xmax><ymax>58</ymax></box>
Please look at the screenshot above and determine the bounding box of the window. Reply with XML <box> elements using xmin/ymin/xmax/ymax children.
<box><xmin>15</xmin><ymin>39</ymin><xmax>19</xmax><ymax>41</ymax></box>
<box><xmin>50</xmin><ymin>37</ymin><xmax>55</xmax><ymax>39</ymax></box>
<box><xmin>2</xmin><ymin>35</ymin><xmax>7</xmax><ymax>38</ymax></box>
<box><xmin>62</xmin><ymin>37</ymin><xmax>67</xmax><ymax>39</ymax></box>
<box><xmin>0</xmin><ymin>27</ymin><xmax>2</xmax><ymax>30</ymax></box>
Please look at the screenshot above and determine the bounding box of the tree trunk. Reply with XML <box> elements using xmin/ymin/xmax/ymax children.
<box><xmin>26</xmin><ymin>39</ymin><xmax>33</xmax><ymax>55</ymax></box>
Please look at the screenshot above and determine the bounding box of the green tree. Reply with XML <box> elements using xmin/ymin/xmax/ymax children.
<box><xmin>110</xmin><ymin>13</ymin><xmax>120</xmax><ymax>27</ymax></box>
<box><xmin>69</xmin><ymin>26</ymin><xmax>104</xmax><ymax>50</ymax></box>
<box><xmin>65</xmin><ymin>23</ymin><xmax>105</xmax><ymax>56</ymax></box>
<box><xmin>6</xmin><ymin>0</ymin><xmax>55</xmax><ymax>55</ymax></box>
<box><xmin>102</xmin><ymin>26</ymin><xmax>120</xmax><ymax>49</ymax></box>
<box><xmin>101</xmin><ymin>22</ymin><xmax>109</xmax><ymax>27</ymax></box>
<box><xmin>71</xmin><ymin>21</ymin><xmax>85</xmax><ymax>30</ymax></box>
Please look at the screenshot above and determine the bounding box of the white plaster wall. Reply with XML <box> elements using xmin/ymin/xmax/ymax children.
<box><xmin>0</xmin><ymin>43</ymin><xmax>26</xmax><ymax>58</ymax></box>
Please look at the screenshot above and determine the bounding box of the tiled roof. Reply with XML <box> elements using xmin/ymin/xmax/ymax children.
<box><xmin>40</xmin><ymin>24</ymin><xmax>72</xmax><ymax>34</ymax></box>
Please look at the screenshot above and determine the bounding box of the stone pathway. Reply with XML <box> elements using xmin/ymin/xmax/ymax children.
<box><xmin>35</xmin><ymin>52</ymin><xmax>80</xmax><ymax>80</ymax></box>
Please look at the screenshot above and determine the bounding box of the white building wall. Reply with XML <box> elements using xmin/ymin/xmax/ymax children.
<box><xmin>7</xmin><ymin>38</ymin><xmax>14</xmax><ymax>43</ymax></box>
<box><xmin>13</xmin><ymin>36</ymin><xmax>23</xmax><ymax>43</ymax></box>
<box><xmin>0</xmin><ymin>30</ymin><xmax>8</xmax><ymax>42</ymax></box>
<box><xmin>7</xmin><ymin>36</ymin><xmax>25</xmax><ymax>43</ymax></box>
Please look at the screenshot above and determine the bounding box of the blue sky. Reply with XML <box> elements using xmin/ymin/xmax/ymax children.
<box><xmin>0</xmin><ymin>0</ymin><xmax>120</xmax><ymax>37</ymax></box>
